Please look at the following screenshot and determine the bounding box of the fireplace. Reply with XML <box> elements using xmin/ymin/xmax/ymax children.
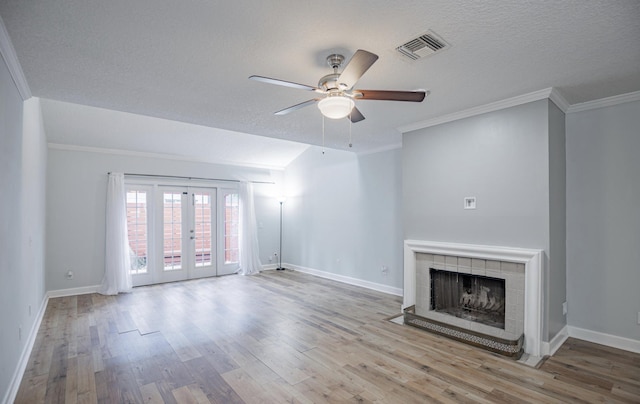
<box><xmin>430</xmin><ymin>269</ymin><xmax>506</xmax><ymax>329</ymax></box>
<box><xmin>403</xmin><ymin>240</ymin><xmax>544</xmax><ymax>357</ymax></box>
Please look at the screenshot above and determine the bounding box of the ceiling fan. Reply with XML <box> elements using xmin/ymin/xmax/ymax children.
<box><xmin>249</xmin><ymin>49</ymin><xmax>427</xmax><ymax>123</ymax></box>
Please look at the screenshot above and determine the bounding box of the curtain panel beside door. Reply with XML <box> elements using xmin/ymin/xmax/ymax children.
<box><xmin>237</xmin><ymin>181</ymin><xmax>262</xmax><ymax>275</ymax></box>
<box><xmin>100</xmin><ymin>172</ymin><xmax>133</xmax><ymax>295</ymax></box>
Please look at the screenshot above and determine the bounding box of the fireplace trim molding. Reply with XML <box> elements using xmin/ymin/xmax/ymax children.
<box><xmin>403</xmin><ymin>239</ymin><xmax>544</xmax><ymax>357</ymax></box>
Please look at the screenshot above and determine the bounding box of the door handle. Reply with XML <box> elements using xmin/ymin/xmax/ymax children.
<box><xmin>190</xmin><ymin>236</ymin><xmax>195</xmax><ymax>240</ymax></box>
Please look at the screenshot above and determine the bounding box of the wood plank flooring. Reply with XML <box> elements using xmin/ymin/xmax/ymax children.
<box><xmin>15</xmin><ymin>270</ymin><xmax>640</xmax><ymax>403</ymax></box>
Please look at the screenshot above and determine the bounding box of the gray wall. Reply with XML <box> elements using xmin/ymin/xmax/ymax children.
<box><xmin>403</xmin><ymin>99</ymin><xmax>566</xmax><ymax>341</ymax></box>
<box><xmin>0</xmin><ymin>59</ymin><xmax>47</xmax><ymax>399</ymax></box>
<box><xmin>547</xmin><ymin>101</ymin><xmax>567</xmax><ymax>339</ymax></box>
<box><xmin>566</xmin><ymin>99</ymin><xmax>640</xmax><ymax>341</ymax></box>
<box><xmin>46</xmin><ymin>149</ymin><xmax>281</xmax><ymax>291</ymax></box>
<box><xmin>283</xmin><ymin>146</ymin><xmax>403</xmax><ymax>290</ymax></box>
<box><xmin>403</xmin><ymin>100</ymin><xmax>549</xmax><ymax>246</ymax></box>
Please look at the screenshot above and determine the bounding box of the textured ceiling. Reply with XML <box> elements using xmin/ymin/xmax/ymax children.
<box><xmin>1</xmin><ymin>0</ymin><xmax>639</xmax><ymax>154</ymax></box>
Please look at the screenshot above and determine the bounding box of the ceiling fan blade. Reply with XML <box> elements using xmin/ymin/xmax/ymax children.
<box><xmin>274</xmin><ymin>99</ymin><xmax>319</xmax><ymax>115</ymax></box>
<box><xmin>337</xmin><ymin>50</ymin><xmax>379</xmax><ymax>89</ymax></box>
<box><xmin>349</xmin><ymin>106</ymin><xmax>365</xmax><ymax>123</ymax></box>
<box><xmin>356</xmin><ymin>89</ymin><xmax>426</xmax><ymax>102</ymax></box>
<box><xmin>249</xmin><ymin>75</ymin><xmax>319</xmax><ymax>92</ymax></box>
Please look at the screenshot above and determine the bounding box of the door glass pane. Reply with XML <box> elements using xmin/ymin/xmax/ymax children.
<box><xmin>126</xmin><ymin>190</ymin><xmax>148</xmax><ymax>274</ymax></box>
<box><xmin>194</xmin><ymin>192</ymin><xmax>213</xmax><ymax>267</ymax></box>
<box><xmin>163</xmin><ymin>192</ymin><xmax>182</xmax><ymax>270</ymax></box>
<box><xmin>224</xmin><ymin>193</ymin><xmax>239</xmax><ymax>264</ymax></box>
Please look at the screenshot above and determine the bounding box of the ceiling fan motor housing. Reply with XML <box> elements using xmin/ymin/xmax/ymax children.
<box><xmin>318</xmin><ymin>73</ymin><xmax>346</xmax><ymax>92</ymax></box>
<box><xmin>319</xmin><ymin>54</ymin><xmax>349</xmax><ymax>92</ymax></box>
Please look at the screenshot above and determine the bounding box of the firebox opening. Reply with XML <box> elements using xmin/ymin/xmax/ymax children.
<box><xmin>430</xmin><ymin>268</ymin><xmax>506</xmax><ymax>329</ymax></box>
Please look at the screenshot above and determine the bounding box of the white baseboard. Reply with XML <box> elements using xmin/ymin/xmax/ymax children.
<box><xmin>47</xmin><ymin>284</ymin><xmax>101</xmax><ymax>298</ymax></box>
<box><xmin>261</xmin><ymin>264</ymin><xmax>278</xmax><ymax>271</ymax></box>
<box><xmin>568</xmin><ymin>326</ymin><xmax>640</xmax><ymax>354</ymax></box>
<box><xmin>543</xmin><ymin>325</ymin><xmax>569</xmax><ymax>356</ymax></box>
<box><xmin>286</xmin><ymin>263</ymin><xmax>403</xmax><ymax>296</ymax></box>
<box><xmin>3</xmin><ymin>294</ymin><xmax>48</xmax><ymax>404</ymax></box>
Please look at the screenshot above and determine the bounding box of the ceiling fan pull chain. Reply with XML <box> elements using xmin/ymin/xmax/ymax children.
<box><xmin>322</xmin><ymin>115</ymin><xmax>325</xmax><ymax>155</ymax></box>
<box><xmin>349</xmin><ymin>111</ymin><xmax>353</xmax><ymax>148</ymax></box>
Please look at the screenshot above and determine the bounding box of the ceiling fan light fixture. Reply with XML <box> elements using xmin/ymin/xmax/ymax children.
<box><xmin>317</xmin><ymin>95</ymin><xmax>354</xmax><ymax>119</ymax></box>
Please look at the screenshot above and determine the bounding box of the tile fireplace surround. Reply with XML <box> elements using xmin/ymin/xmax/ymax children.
<box><xmin>403</xmin><ymin>240</ymin><xmax>544</xmax><ymax>357</ymax></box>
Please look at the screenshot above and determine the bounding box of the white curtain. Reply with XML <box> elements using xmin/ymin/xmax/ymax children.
<box><xmin>237</xmin><ymin>181</ymin><xmax>263</xmax><ymax>275</ymax></box>
<box><xmin>100</xmin><ymin>172</ymin><xmax>133</xmax><ymax>295</ymax></box>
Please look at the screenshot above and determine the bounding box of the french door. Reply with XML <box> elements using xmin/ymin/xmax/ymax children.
<box><xmin>126</xmin><ymin>184</ymin><xmax>239</xmax><ymax>286</ymax></box>
<box><xmin>158</xmin><ymin>186</ymin><xmax>218</xmax><ymax>283</ymax></box>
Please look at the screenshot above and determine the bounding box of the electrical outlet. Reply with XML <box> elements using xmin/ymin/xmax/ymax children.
<box><xmin>562</xmin><ymin>302</ymin><xmax>568</xmax><ymax>315</ymax></box>
<box><xmin>381</xmin><ymin>265</ymin><xmax>389</xmax><ymax>276</ymax></box>
<box><xmin>66</xmin><ymin>270</ymin><xmax>74</xmax><ymax>280</ymax></box>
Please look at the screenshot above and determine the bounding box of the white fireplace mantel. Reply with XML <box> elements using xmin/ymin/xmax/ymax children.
<box><xmin>404</xmin><ymin>240</ymin><xmax>544</xmax><ymax>357</ymax></box>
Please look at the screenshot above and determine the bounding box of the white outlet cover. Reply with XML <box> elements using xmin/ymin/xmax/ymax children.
<box><xmin>464</xmin><ymin>197</ymin><xmax>477</xmax><ymax>209</ymax></box>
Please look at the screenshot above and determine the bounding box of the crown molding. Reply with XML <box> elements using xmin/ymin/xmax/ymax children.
<box><xmin>0</xmin><ymin>15</ymin><xmax>31</xmax><ymax>100</ymax></box>
<box><xmin>47</xmin><ymin>143</ymin><xmax>286</xmax><ymax>171</ymax></box>
<box><xmin>548</xmin><ymin>88</ymin><xmax>569</xmax><ymax>112</ymax></box>
<box><xmin>398</xmin><ymin>88</ymin><xmax>559</xmax><ymax>133</ymax></box>
<box><xmin>566</xmin><ymin>90</ymin><xmax>640</xmax><ymax>113</ymax></box>
<box><xmin>398</xmin><ymin>86</ymin><xmax>639</xmax><ymax>134</ymax></box>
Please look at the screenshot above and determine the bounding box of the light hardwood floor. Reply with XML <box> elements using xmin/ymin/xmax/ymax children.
<box><xmin>15</xmin><ymin>270</ymin><xmax>640</xmax><ymax>403</ymax></box>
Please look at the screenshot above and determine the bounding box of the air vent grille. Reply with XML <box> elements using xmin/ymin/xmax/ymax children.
<box><xmin>396</xmin><ymin>31</ymin><xmax>449</xmax><ymax>60</ymax></box>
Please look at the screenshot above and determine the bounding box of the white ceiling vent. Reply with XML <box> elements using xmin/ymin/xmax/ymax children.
<box><xmin>396</xmin><ymin>31</ymin><xmax>449</xmax><ymax>60</ymax></box>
